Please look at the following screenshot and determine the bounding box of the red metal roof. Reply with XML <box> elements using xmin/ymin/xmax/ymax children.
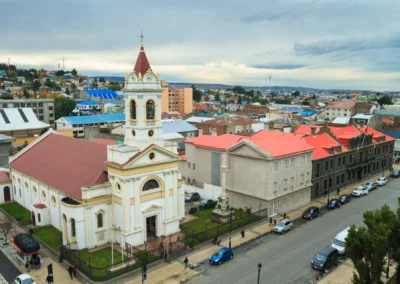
<box><xmin>382</xmin><ymin>118</ymin><xmax>394</xmax><ymax>125</ymax></box>
<box><xmin>93</xmin><ymin>138</ymin><xmax>118</xmax><ymax>145</ymax></box>
<box><xmin>302</xmin><ymin>133</ymin><xmax>348</xmax><ymax>160</ymax></box>
<box><xmin>10</xmin><ymin>134</ymin><xmax>108</xmax><ymax>199</ymax></box>
<box><xmin>359</xmin><ymin>126</ymin><xmax>395</xmax><ymax>142</ymax></box>
<box><xmin>33</xmin><ymin>203</ymin><xmax>47</xmax><ymax>209</ymax></box>
<box><xmin>133</xmin><ymin>44</ymin><xmax>151</xmax><ymax>75</ymax></box>
<box><xmin>294</xmin><ymin>125</ymin><xmax>323</xmax><ymax>135</ymax></box>
<box><xmin>185</xmin><ymin>134</ymin><xmax>245</xmax><ymax>150</ymax></box>
<box><xmin>0</xmin><ymin>171</ymin><xmax>10</xmax><ymax>183</ymax></box>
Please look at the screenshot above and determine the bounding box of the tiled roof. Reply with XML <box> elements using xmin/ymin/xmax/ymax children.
<box><xmin>133</xmin><ymin>44</ymin><xmax>151</xmax><ymax>76</ymax></box>
<box><xmin>326</xmin><ymin>100</ymin><xmax>356</xmax><ymax>109</ymax></box>
<box><xmin>185</xmin><ymin>134</ymin><xmax>245</xmax><ymax>150</ymax></box>
<box><xmin>10</xmin><ymin>134</ymin><xmax>108</xmax><ymax>199</ymax></box>
<box><xmin>294</xmin><ymin>125</ymin><xmax>323</xmax><ymax>135</ymax></box>
<box><xmin>302</xmin><ymin>133</ymin><xmax>348</xmax><ymax>160</ymax></box>
<box><xmin>0</xmin><ymin>171</ymin><xmax>10</xmax><ymax>182</ymax></box>
<box><xmin>193</xmin><ymin>104</ymin><xmax>207</xmax><ymax>110</ymax></box>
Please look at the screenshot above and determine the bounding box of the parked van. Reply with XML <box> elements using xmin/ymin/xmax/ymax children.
<box><xmin>311</xmin><ymin>247</ymin><xmax>339</xmax><ymax>270</ymax></box>
<box><xmin>331</xmin><ymin>227</ymin><xmax>350</xmax><ymax>254</ymax></box>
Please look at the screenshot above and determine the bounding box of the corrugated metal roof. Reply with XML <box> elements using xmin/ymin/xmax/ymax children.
<box><xmin>374</xmin><ymin>109</ymin><xmax>400</xmax><ymax>116</ymax></box>
<box><xmin>86</xmin><ymin>90</ymin><xmax>121</xmax><ymax>99</ymax></box>
<box><xmin>61</xmin><ymin>113</ymin><xmax>125</xmax><ymax>124</ymax></box>
<box><xmin>0</xmin><ymin>108</ymin><xmax>49</xmax><ymax>131</ymax></box>
<box><xmin>162</xmin><ymin>120</ymin><xmax>197</xmax><ymax>134</ymax></box>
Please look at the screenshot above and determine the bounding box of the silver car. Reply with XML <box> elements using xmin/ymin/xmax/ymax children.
<box><xmin>364</xmin><ymin>182</ymin><xmax>377</xmax><ymax>191</ymax></box>
<box><xmin>273</xmin><ymin>219</ymin><xmax>293</xmax><ymax>234</ymax></box>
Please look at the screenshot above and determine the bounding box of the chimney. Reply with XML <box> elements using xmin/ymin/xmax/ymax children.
<box><xmin>360</xmin><ymin>119</ymin><xmax>365</xmax><ymax>129</ymax></box>
<box><xmin>310</xmin><ymin>126</ymin><xmax>317</xmax><ymax>136</ymax></box>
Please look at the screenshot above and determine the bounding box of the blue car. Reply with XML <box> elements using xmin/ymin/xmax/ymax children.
<box><xmin>209</xmin><ymin>247</ymin><xmax>233</xmax><ymax>265</ymax></box>
<box><xmin>327</xmin><ymin>199</ymin><xmax>342</xmax><ymax>209</ymax></box>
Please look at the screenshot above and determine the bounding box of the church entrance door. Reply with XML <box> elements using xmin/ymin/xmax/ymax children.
<box><xmin>31</xmin><ymin>211</ymin><xmax>36</xmax><ymax>226</ymax></box>
<box><xmin>146</xmin><ymin>215</ymin><xmax>157</xmax><ymax>240</ymax></box>
<box><xmin>3</xmin><ymin>186</ymin><xmax>10</xmax><ymax>202</ymax></box>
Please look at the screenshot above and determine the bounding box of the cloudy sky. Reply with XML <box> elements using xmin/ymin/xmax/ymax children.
<box><xmin>1</xmin><ymin>0</ymin><xmax>400</xmax><ymax>90</ymax></box>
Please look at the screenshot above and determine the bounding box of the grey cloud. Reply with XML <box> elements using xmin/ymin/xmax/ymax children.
<box><xmin>241</xmin><ymin>11</ymin><xmax>292</xmax><ymax>23</ymax></box>
<box><xmin>294</xmin><ymin>35</ymin><xmax>400</xmax><ymax>56</ymax></box>
<box><xmin>251</xmin><ymin>64</ymin><xmax>307</xmax><ymax>70</ymax></box>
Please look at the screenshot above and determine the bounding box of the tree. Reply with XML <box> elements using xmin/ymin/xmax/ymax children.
<box><xmin>346</xmin><ymin>204</ymin><xmax>395</xmax><ymax>284</ymax></box>
<box><xmin>0</xmin><ymin>215</ymin><xmax>13</xmax><ymax>244</ymax></box>
<box><xmin>71</xmin><ymin>83</ymin><xmax>77</xmax><ymax>90</ymax></box>
<box><xmin>71</xmin><ymin>68</ymin><xmax>77</xmax><ymax>76</ymax></box>
<box><xmin>377</xmin><ymin>95</ymin><xmax>393</xmax><ymax>108</ymax></box>
<box><xmin>99</xmin><ymin>77</ymin><xmax>105</xmax><ymax>83</ymax></box>
<box><xmin>232</xmin><ymin>86</ymin><xmax>246</xmax><ymax>94</ymax></box>
<box><xmin>65</xmin><ymin>88</ymin><xmax>70</xmax><ymax>95</ymax></box>
<box><xmin>292</xmin><ymin>90</ymin><xmax>301</xmax><ymax>97</ymax></box>
<box><xmin>109</xmin><ymin>83</ymin><xmax>121</xmax><ymax>91</ymax></box>
<box><xmin>55</xmin><ymin>97</ymin><xmax>77</xmax><ymax>119</ymax></box>
<box><xmin>191</xmin><ymin>85</ymin><xmax>202</xmax><ymax>102</ymax></box>
<box><xmin>23</xmin><ymin>88</ymin><xmax>31</xmax><ymax>99</ymax></box>
<box><xmin>312</xmin><ymin>94</ymin><xmax>317</xmax><ymax>100</ymax></box>
<box><xmin>261</xmin><ymin>98</ymin><xmax>269</xmax><ymax>105</ymax></box>
<box><xmin>79</xmin><ymin>77</ymin><xmax>85</xmax><ymax>84</ymax></box>
<box><xmin>215</xmin><ymin>93</ymin><xmax>220</xmax><ymax>101</ymax></box>
<box><xmin>55</xmin><ymin>70</ymin><xmax>65</xmax><ymax>77</ymax></box>
<box><xmin>40</xmin><ymin>127</ymin><xmax>49</xmax><ymax>136</ymax></box>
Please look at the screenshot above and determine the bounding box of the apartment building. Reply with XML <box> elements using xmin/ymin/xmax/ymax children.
<box><xmin>0</xmin><ymin>99</ymin><xmax>55</xmax><ymax>126</ymax></box>
<box><xmin>325</xmin><ymin>100</ymin><xmax>356</xmax><ymax>121</ymax></box>
<box><xmin>161</xmin><ymin>83</ymin><xmax>193</xmax><ymax>114</ymax></box>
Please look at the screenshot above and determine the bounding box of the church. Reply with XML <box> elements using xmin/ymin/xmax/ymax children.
<box><xmin>7</xmin><ymin>41</ymin><xmax>185</xmax><ymax>249</ymax></box>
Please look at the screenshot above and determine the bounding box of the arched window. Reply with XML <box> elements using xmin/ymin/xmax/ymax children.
<box><xmin>71</xmin><ymin>218</ymin><xmax>76</xmax><ymax>237</ymax></box>
<box><xmin>146</xmin><ymin>100</ymin><xmax>155</xmax><ymax>120</ymax></box>
<box><xmin>130</xmin><ymin>100</ymin><xmax>136</xmax><ymax>120</ymax></box>
<box><xmin>25</xmin><ymin>182</ymin><xmax>29</xmax><ymax>192</ymax></box>
<box><xmin>38</xmin><ymin>213</ymin><xmax>41</xmax><ymax>222</ymax></box>
<box><xmin>97</xmin><ymin>212</ymin><xmax>103</xmax><ymax>228</ymax></box>
<box><xmin>143</xmin><ymin>179</ymin><xmax>160</xmax><ymax>191</ymax></box>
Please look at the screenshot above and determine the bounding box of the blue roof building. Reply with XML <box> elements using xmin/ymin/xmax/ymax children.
<box><xmin>86</xmin><ymin>90</ymin><xmax>122</xmax><ymax>99</ymax></box>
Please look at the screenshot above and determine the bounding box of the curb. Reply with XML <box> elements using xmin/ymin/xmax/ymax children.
<box><xmin>0</xmin><ymin>243</ymin><xmax>23</xmax><ymax>271</ymax></box>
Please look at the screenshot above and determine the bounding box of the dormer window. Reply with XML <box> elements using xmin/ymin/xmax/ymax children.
<box><xmin>329</xmin><ymin>147</ymin><xmax>334</xmax><ymax>154</ymax></box>
<box><xmin>337</xmin><ymin>145</ymin><xmax>342</xmax><ymax>153</ymax></box>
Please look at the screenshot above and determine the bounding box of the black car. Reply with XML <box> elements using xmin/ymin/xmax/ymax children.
<box><xmin>392</xmin><ymin>170</ymin><xmax>400</xmax><ymax>178</ymax></box>
<box><xmin>302</xmin><ymin>206</ymin><xmax>320</xmax><ymax>220</ymax></box>
<box><xmin>185</xmin><ymin>192</ymin><xmax>201</xmax><ymax>202</ymax></box>
<box><xmin>339</xmin><ymin>194</ymin><xmax>351</xmax><ymax>205</ymax></box>
<box><xmin>311</xmin><ymin>247</ymin><xmax>339</xmax><ymax>270</ymax></box>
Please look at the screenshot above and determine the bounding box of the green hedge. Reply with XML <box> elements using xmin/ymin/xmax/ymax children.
<box><xmin>199</xmin><ymin>201</ymin><xmax>218</xmax><ymax>210</ymax></box>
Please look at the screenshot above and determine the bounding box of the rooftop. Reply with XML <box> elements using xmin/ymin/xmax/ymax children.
<box><xmin>59</xmin><ymin>113</ymin><xmax>125</xmax><ymax>124</ymax></box>
<box><xmin>162</xmin><ymin>120</ymin><xmax>197</xmax><ymax>134</ymax></box>
<box><xmin>0</xmin><ymin>99</ymin><xmax>54</xmax><ymax>102</ymax></box>
<box><xmin>0</xmin><ymin>108</ymin><xmax>49</xmax><ymax>131</ymax></box>
<box><xmin>199</xmin><ymin>116</ymin><xmax>256</xmax><ymax>126</ymax></box>
<box><xmin>326</xmin><ymin>100</ymin><xmax>356</xmax><ymax>109</ymax></box>
<box><xmin>301</xmin><ymin>133</ymin><xmax>348</xmax><ymax>160</ymax></box>
<box><xmin>0</xmin><ymin>170</ymin><xmax>10</xmax><ymax>183</ymax></box>
<box><xmin>185</xmin><ymin>134</ymin><xmax>245</xmax><ymax>150</ymax></box>
<box><xmin>85</xmin><ymin>90</ymin><xmax>120</xmax><ymax>99</ymax></box>
<box><xmin>133</xmin><ymin>43</ymin><xmax>152</xmax><ymax>76</ymax></box>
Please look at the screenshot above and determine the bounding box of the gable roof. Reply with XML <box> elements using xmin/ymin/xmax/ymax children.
<box><xmin>302</xmin><ymin>133</ymin><xmax>348</xmax><ymax>160</ymax></box>
<box><xmin>10</xmin><ymin>134</ymin><xmax>108</xmax><ymax>199</ymax></box>
<box><xmin>185</xmin><ymin>134</ymin><xmax>245</xmax><ymax>150</ymax></box>
<box><xmin>133</xmin><ymin>43</ymin><xmax>151</xmax><ymax>75</ymax></box>
<box><xmin>359</xmin><ymin>126</ymin><xmax>395</xmax><ymax>143</ymax></box>
<box><xmin>162</xmin><ymin>120</ymin><xmax>197</xmax><ymax>134</ymax></box>
<box><xmin>326</xmin><ymin>100</ymin><xmax>356</xmax><ymax>109</ymax></box>
<box><xmin>199</xmin><ymin>116</ymin><xmax>256</xmax><ymax>127</ymax></box>
<box><xmin>0</xmin><ymin>170</ymin><xmax>10</xmax><ymax>183</ymax></box>
<box><xmin>294</xmin><ymin>125</ymin><xmax>323</xmax><ymax>135</ymax></box>
<box><xmin>0</xmin><ymin>108</ymin><xmax>49</xmax><ymax>131</ymax></box>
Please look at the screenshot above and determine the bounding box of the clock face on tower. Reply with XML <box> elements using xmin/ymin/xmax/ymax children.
<box><xmin>146</xmin><ymin>75</ymin><xmax>152</xmax><ymax>81</ymax></box>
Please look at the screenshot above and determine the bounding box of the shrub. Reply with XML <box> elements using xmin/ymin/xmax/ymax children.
<box><xmin>189</xmin><ymin>207</ymin><xmax>198</xmax><ymax>214</ymax></box>
<box><xmin>15</xmin><ymin>215</ymin><xmax>21</xmax><ymax>221</ymax></box>
<box><xmin>199</xmin><ymin>201</ymin><xmax>218</xmax><ymax>210</ymax></box>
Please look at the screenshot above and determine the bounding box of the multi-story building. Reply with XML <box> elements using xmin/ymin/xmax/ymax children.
<box><xmin>0</xmin><ymin>99</ymin><xmax>55</xmax><ymax>126</ymax></box>
<box><xmin>325</xmin><ymin>100</ymin><xmax>356</xmax><ymax>121</ymax></box>
<box><xmin>183</xmin><ymin>131</ymin><xmax>314</xmax><ymax>216</ymax></box>
<box><xmin>161</xmin><ymin>83</ymin><xmax>193</xmax><ymax>114</ymax></box>
<box><xmin>295</xmin><ymin>123</ymin><xmax>395</xmax><ymax>199</ymax></box>
<box><xmin>197</xmin><ymin>116</ymin><xmax>264</xmax><ymax>136</ymax></box>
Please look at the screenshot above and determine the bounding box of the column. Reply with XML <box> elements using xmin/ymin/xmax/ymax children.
<box><xmin>173</xmin><ymin>170</ymin><xmax>178</xmax><ymax>218</ymax></box>
<box><xmin>163</xmin><ymin>172</ymin><xmax>170</xmax><ymax>221</ymax></box>
<box><xmin>121</xmin><ymin>180</ymin><xmax>130</xmax><ymax>233</ymax></box>
<box><xmin>134</xmin><ymin>178</ymin><xmax>141</xmax><ymax>230</ymax></box>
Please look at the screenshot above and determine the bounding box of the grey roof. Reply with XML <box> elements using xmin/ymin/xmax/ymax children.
<box><xmin>379</xmin><ymin>130</ymin><xmax>400</xmax><ymax>140</ymax></box>
<box><xmin>0</xmin><ymin>134</ymin><xmax>15</xmax><ymax>143</ymax></box>
<box><xmin>162</xmin><ymin>120</ymin><xmax>197</xmax><ymax>134</ymax></box>
<box><xmin>373</xmin><ymin>109</ymin><xmax>400</xmax><ymax>116</ymax></box>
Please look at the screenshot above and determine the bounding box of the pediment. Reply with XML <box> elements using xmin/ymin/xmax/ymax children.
<box><xmin>227</xmin><ymin>140</ymin><xmax>273</xmax><ymax>160</ymax></box>
<box><xmin>123</xmin><ymin>144</ymin><xmax>181</xmax><ymax>169</ymax></box>
<box><xmin>143</xmin><ymin>204</ymin><xmax>161</xmax><ymax>213</ymax></box>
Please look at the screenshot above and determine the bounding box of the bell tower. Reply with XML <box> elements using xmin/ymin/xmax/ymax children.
<box><xmin>123</xmin><ymin>39</ymin><xmax>164</xmax><ymax>150</ymax></box>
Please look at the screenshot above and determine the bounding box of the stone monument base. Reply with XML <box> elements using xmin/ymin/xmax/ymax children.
<box><xmin>212</xmin><ymin>209</ymin><xmax>233</xmax><ymax>224</ymax></box>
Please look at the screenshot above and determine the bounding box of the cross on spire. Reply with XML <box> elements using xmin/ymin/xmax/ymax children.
<box><xmin>140</xmin><ymin>31</ymin><xmax>144</xmax><ymax>43</ymax></box>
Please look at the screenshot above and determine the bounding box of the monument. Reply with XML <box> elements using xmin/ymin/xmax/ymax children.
<box><xmin>212</xmin><ymin>152</ymin><xmax>233</xmax><ymax>223</ymax></box>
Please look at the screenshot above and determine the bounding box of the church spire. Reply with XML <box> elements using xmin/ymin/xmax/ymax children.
<box><xmin>133</xmin><ymin>32</ymin><xmax>151</xmax><ymax>75</ymax></box>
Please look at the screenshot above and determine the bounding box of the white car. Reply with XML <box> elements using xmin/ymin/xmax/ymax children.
<box><xmin>352</xmin><ymin>186</ymin><xmax>368</xmax><ymax>197</ymax></box>
<box><xmin>376</xmin><ymin>177</ymin><xmax>388</xmax><ymax>186</ymax></box>
<box><xmin>14</xmin><ymin>274</ymin><xmax>36</xmax><ymax>284</ymax></box>
<box><xmin>273</xmin><ymin>219</ymin><xmax>293</xmax><ymax>234</ymax></box>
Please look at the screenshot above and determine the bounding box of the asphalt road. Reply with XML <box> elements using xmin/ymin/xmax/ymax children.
<box><xmin>0</xmin><ymin>249</ymin><xmax>20</xmax><ymax>283</ymax></box>
<box><xmin>189</xmin><ymin>179</ymin><xmax>400</xmax><ymax>284</ymax></box>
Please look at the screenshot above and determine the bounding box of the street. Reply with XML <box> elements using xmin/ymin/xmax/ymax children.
<box><xmin>189</xmin><ymin>178</ymin><xmax>400</xmax><ymax>284</ymax></box>
<box><xmin>0</xmin><ymin>249</ymin><xmax>20</xmax><ymax>283</ymax></box>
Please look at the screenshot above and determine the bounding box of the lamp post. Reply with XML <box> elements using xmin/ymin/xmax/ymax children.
<box><xmin>257</xmin><ymin>263</ymin><xmax>262</xmax><ymax>284</ymax></box>
<box><xmin>229</xmin><ymin>208</ymin><xmax>234</xmax><ymax>249</ymax></box>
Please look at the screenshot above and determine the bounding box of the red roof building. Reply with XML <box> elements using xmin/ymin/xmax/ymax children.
<box><xmin>92</xmin><ymin>138</ymin><xmax>118</xmax><ymax>145</ymax></box>
<box><xmin>133</xmin><ymin>44</ymin><xmax>151</xmax><ymax>75</ymax></box>
<box><xmin>185</xmin><ymin>134</ymin><xmax>245</xmax><ymax>151</ymax></box>
<box><xmin>10</xmin><ymin>134</ymin><xmax>108</xmax><ymax>199</ymax></box>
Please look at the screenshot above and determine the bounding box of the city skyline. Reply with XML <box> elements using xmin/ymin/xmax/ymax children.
<box><xmin>1</xmin><ymin>0</ymin><xmax>400</xmax><ymax>91</ymax></box>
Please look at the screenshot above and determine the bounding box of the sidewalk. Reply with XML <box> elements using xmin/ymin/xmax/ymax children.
<box><xmin>126</xmin><ymin>170</ymin><xmax>395</xmax><ymax>284</ymax></box>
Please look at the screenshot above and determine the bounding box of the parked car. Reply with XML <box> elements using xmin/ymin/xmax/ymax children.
<box><xmin>14</xmin><ymin>274</ymin><xmax>36</xmax><ymax>284</ymax></box>
<box><xmin>392</xmin><ymin>170</ymin><xmax>400</xmax><ymax>178</ymax></box>
<box><xmin>199</xmin><ymin>198</ymin><xmax>217</xmax><ymax>207</ymax></box>
<box><xmin>327</xmin><ymin>199</ymin><xmax>341</xmax><ymax>209</ymax></box>
<box><xmin>364</xmin><ymin>182</ymin><xmax>377</xmax><ymax>191</ymax></box>
<box><xmin>331</xmin><ymin>227</ymin><xmax>351</xmax><ymax>255</ymax></box>
<box><xmin>302</xmin><ymin>206</ymin><xmax>320</xmax><ymax>220</ymax></box>
<box><xmin>311</xmin><ymin>247</ymin><xmax>339</xmax><ymax>270</ymax></box>
<box><xmin>185</xmin><ymin>192</ymin><xmax>201</xmax><ymax>202</ymax></box>
<box><xmin>273</xmin><ymin>219</ymin><xmax>293</xmax><ymax>234</ymax></box>
<box><xmin>376</xmin><ymin>177</ymin><xmax>388</xmax><ymax>186</ymax></box>
<box><xmin>352</xmin><ymin>186</ymin><xmax>368</xmax><ymax>197</ymax></box>
<box><xmin>209</xmin><ymin>247</ymin><xmax>233</xmax><ymax>265</ymax></box>
<box><xmin>339</xmin><ymin>194</ymin><xmax>351</xmax><ymax>205</ymax></box>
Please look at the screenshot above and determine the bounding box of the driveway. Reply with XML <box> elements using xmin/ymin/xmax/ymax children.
<box><xmin>188</xmin><ymin>180</ymin><xmax>400</xmax><ymax>284</ymax></box>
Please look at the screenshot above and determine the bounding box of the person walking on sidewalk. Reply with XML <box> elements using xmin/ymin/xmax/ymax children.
<box><xmin>184</xmin><ymin>257</ymin><xmax>189</xmax><ymax>269</ymax></box>
<box><xmin>25</xmin><ymin>259</ymin><xmax>30</xmax><ymax>273</ymax></box>
<box><xmin>73</xmin><ymin>265</ymin><xmax>77</xmax><ymax>277</ymax></box>
<box><xmin>337</xmin><ymin>188</ymin><xmax>340</xmax><ymax>195</ymax></box>
<box><xmin>68</xmin><ymin>265</ymin><xmax>74</xmax><ymax>279</ymax></box>
<box><xmin>241</xmin><ymin>230</ymin><xmax>245</xmax><ymax>238</ymax></box>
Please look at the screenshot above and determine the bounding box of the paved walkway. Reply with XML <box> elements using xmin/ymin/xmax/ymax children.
<box><xmin>126</xmin><ymin>169</ymin><xmax>397</xmax><ymax>284</ymax></box>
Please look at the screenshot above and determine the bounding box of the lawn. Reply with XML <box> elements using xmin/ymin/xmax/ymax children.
<box><xmin>79</xmin><ymin>247</ymin><xmax>128</xmax><ymax>268</ymax></box>
<box><xmin>34</xmin><ymin>226</ymin><xmax>62</xmax><ymax>251</ymax></box>
<box><xmin>0</xmin><ymin>202</ymin><xmax>31</xmax><ymax>222</ymax></box>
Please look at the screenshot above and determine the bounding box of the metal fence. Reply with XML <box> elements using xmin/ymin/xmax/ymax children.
<box><xmin>180</xmin><ymin>208</ymin><xmax>269</xmax><ymax>248</ymax></box>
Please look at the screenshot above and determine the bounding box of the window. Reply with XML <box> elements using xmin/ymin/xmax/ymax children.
<box><xmin>71</xmin><ymin>219</ymin><xmax>76</xmax><ymax>237</ymax></box>
<box><xmin>39</xmin><ymin>109</ymin><xmax>43</xmax><ymax>114</ymax></box>
<box><xmin>285</xmin><ymin>159</ymin><xmax>289</xmax><ymax>168</ymax></box>
<box><xmin>291</xmin><ymin>158</ymin><xmax>295</xmax><ymax>167</ymax></box>
<box><xmin>143</xmin><ymin>179</ymin><xmax>160</xmax><ymax>191</ymax></box>
<box><xmin>330</xmin><ymin>160</ymin><xmax>334</xmax><ymax>169</ymax></box>
<box><xmin>300</xmin><ymin>174</ymin><xmax>304</xmax><ymax>185</ymax></box>
<box><xmin>273</xmin><ymin>182</ymin><xmax>278</xmax><ymax>193</ymax></box>
<box><xmin>39</xmin><ymin>103</ymin><xmax>43</xmax><ymax>107</ymax></box>
<box><xmin>49</xmin><ymin>113</ymin><xmax>54</xmax><ymax>117</ymax></box>
<box><xmin>33</xmin><ymin>186</ymin><xmax>37</xmax><ymax>195</ymax></box>
<box><xmin>306</xmin><ymin>172</ymin><xmax>310</xmax><ymax>184</ymax></box>
<box><xmin>193</xmin><ymin>163</ymin><xmax>196</xmax><ymax>170</ymax></box>
<box><xmin>301</xmin><ymin>156</ymin><xmax>305</xmax><ymax>163</ymax></box>
<box><xmin>284</xmin><ymin>179</ymin><xmax>288</xmax><ymax>187</ymax></box>
<box><xmin>48</xmin><ymin>106</ymin><xmax>53</xmax><ymax>110</ymax></box>
<box><xmin>41</xmin><ymin>191</ymin><xmax>46</xmax><ymax>201</ymax></box>
<box><xmin>325</xmin><ymin>161</ymin><xmax>328</xmax><ymax>170</ymax></box>
<box><xmin>52</xmin><ymin>196</ymin><xmax>56</xmax><ymax>206</ymax></box>
<box><xmin>25</xmin><ymin>182</ymin><xmax>29</xmax><ymax>192</ymax></box>
<box><xmin>19</xmin><ymin>188</ymin><xmax>21</xmax><ymax>198</ymax></box>
<box><xmin>38</xmin><ymin>213</ymin><xmax>41</xmax><ymax>222</ymax></box>
<box><xmin>130</xmin><ymin>100</ymin><xmax>136</xmax><ymax>119</ymax></box>
<box><xmin>14</xmin><ymin>186</ymin><xmax>16</xmax><ymax>194</ymax></box>
<box><xmin>97</xmin><ymin>212</ymin><xmax>104</xmax><ymax>228</ymax></box>
<box><xmin>39</xmin><ymin>116</ymin><xmax>44</xmax><ymax>120</ymax></box>
<box><xmin>146</xmin><ymin>100</ymin><xmax>155</xmax><ymax>120</ymax></box>
<box><xmin>274</xmin><ymin>161</ymin><xmax>279</xmax><ymax>171</ymax></box>
<box><xmin>188</xmin><ymin>162</ymin><xmax>192</xmax><ymax>170</ymax></box>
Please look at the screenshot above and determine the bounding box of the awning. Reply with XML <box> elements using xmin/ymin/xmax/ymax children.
<box><xmin>14</xmin><ymin>233</ymin><xmax>40</xmax><ymax>255</ymax></box>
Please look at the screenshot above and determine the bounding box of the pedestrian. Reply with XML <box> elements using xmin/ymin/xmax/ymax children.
<box><xmin>324</xmin><ymin>190</ymin><xmax>328</xmax><ymax>197</ymax></box>
<box><xmin>28</xmin><ymin>227</ymin><xmax>32</xmax><ymax>237</ymax></box>
<box><xmin>68</xmin><ymin>265</ymin><xmax>73</xmax><ymax>279</ymax></box>
<box><xmin>337</xmin><ymin>188</ymin><xmax>340</xmax><ymax>195</ymax></box>
<box><xmin>35</xmin><ymin>258</ymin><xmax>40</xmax><ymax>270</ymax></box>
<box><xmin>73</xmin><ymin>265</ymin><xmax>77</xmax><ymax>277</ymax></box>
<box><xmin>217</xmin><ymin>238</ymin><xmax>221</xmax><ymax>246</ymax></box>
<box><xmin>273</xmin><ymin>219</ymin><xmax>276</xmax><ymax>226</ymax></box>
<box><xmin>25</xmin><ymin>259</ymin><xmax>30</xmax><ymax>273</ymax></box>
<box><xmin>213</xmin><ymin>235</ymin><xmax>217</xmax><ymax>245</ymax></box>
<box><xmin>184</xmin><ymin>257</ymin><xmax>189</xmax><ymax>269</ymax></box>
<box><xmin>29</xmin><ymin>258</ymin><xmax>33</xmax><ymax>270</ymax></box>
<box><xmin>241</xmin><ymin>230</ymin><xmax>245</xmax><ymax>238</ymax></box>
<box><xmin>46</xmin><ymin>274</ymin><xmax>54</xmax><ymax>284</ymax></box>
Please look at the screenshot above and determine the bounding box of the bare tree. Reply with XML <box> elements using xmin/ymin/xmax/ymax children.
<box><xmin>0</xmin><ymin>215</ymin><xmax>13</xmax><ymax>244</ymax></box>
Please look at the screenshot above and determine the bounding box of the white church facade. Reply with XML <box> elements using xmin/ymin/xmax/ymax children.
<box><xmin>7</xmin><ymin>42</ymin><xmax>185</xmax><ymax>250</ymax></box>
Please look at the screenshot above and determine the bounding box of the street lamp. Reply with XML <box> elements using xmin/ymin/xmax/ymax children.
<box><xmin>257</xmin><ymin>263</ymin><xmax>262</xmax><ymax>284</ymax></box>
